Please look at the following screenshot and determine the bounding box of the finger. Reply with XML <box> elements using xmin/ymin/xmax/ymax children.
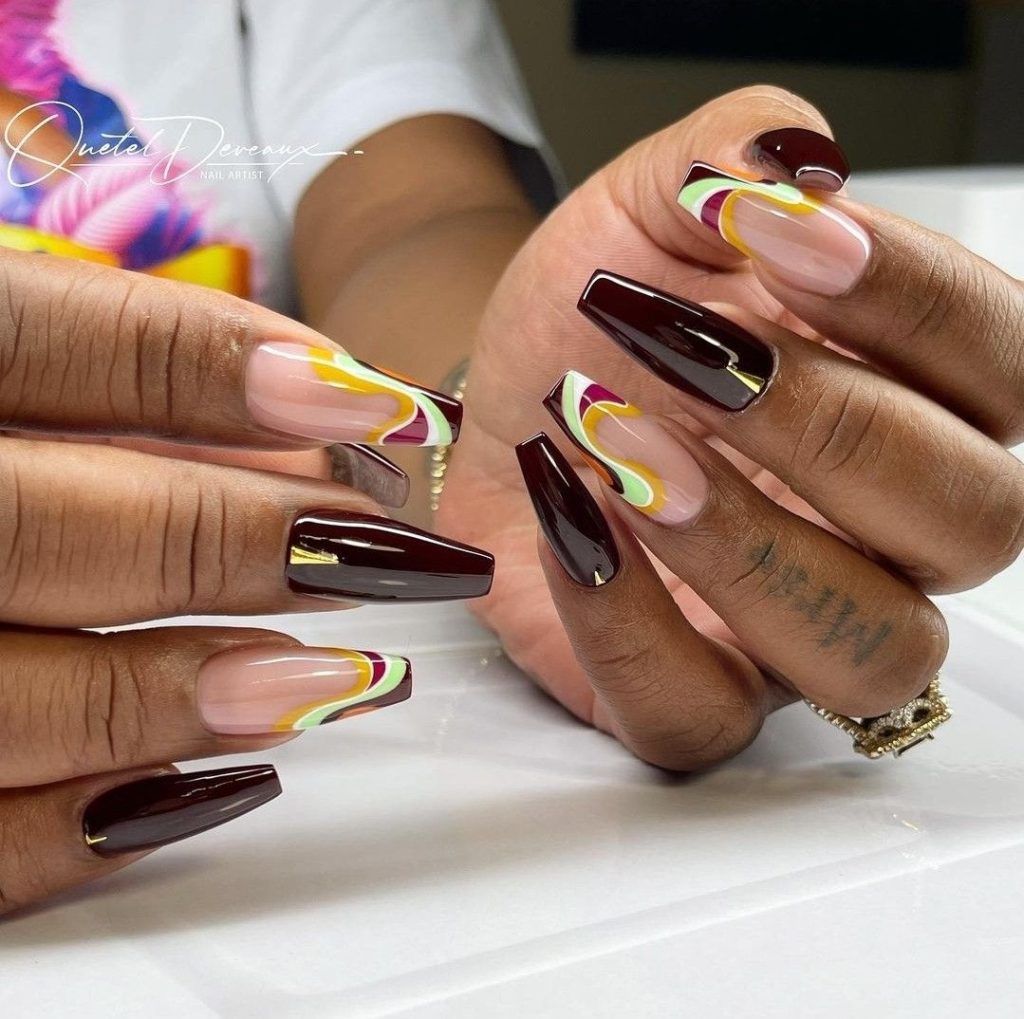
<box><xmin>541</xmin><ymin>375</ymin><xmax>948</xmax><ymax>719</ymax></box>
<box><xmin>0</xmin><ymin>764</ymin><xmax>279</xmax><ymax>917</ymax></box>
<box><xmin>574</xmin><ymin>275</ymin><xmax>1024</xmax><ymax>593</ymax></box>
<box><xmin>0</xmin><ymin>438</ymin><xmax>493</xmax><ymax>627</ymax></box>
<box><xmin>672</xmin><ymin>161</ymin><xmax>1024</xmax><ymax>445</ymax></box>
<box><xmin>69</xmin><ymin>437</ymin><xmax>409</xmax><ymax>507</ymax></box>
<box><xmin>515</xmin><ymin>432</ymin><xmax>771</xmax><ymax>770</ymax></box>
<box><xmin>0</xmin><ymin>626</ymin><xmax>412</xmax><ymax>788</ymax></box>
<box><xmin>606</xmin><ymin>85</ymin><xmax>848</xmax><ymax>269</ymax></box>
<box><xmin>0</xmin><ymin>248</ymin><xmax>461</xmax><ymax>449</ymax></box>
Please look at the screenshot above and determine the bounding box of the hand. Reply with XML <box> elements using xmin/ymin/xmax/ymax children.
<box><xmin>440</xmin><ymin>86</ymin><xmax>1024</xmax><ymax>769</ymax></box>
<box><xmin>0</xmin><ymin>250</ymin><xmax>492</xmax><ymax>914</ymax></box>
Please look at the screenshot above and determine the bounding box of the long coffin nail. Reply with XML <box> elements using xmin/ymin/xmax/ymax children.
<box><xmin>544</xmin><ymin>371</ymin><xmax>708</xmax><ymax>526</ymax></box>
<box><xmin>677</xmin><ymin>161</ymin><xmax>871</xmax><ymax>296</ymax></box>
<box><xmin>83</xmin><ymin>766</ymin><xmax>280</xmax><ymax>857</ymax></box>
<box><xmin>287</xmin><ymin>511</ymin><xmax>494</xmax><ymax>602</ymax></box>
<box><xmin>751</xmin><ymin>128</ymin><xmax>850</xmax><ymax>192</ymax></box>
<box><xmin>578</xmin><ymin>270</ymin><xmax>774</xmax><ymax>411</ymax></box>
<box><xmin>198</xmin><ymin>646</ymin><xmax>412</xmax><ymax>735</ymax></box>
<box><xmin>246</xmin><ymin>342</ymin><xmax>462</xmax><ymax>446</ymax></box>
<box><xmin>516</xmin><ymin>432</ymin><xmax>619</xmax><ymax>587</ymax></box>
<box><xmin>327</xmin><ymin>444</ymin><xmax>410</xmax><ymax>508</ymax></box>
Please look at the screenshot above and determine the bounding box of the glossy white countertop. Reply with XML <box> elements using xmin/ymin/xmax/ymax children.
<box><xmin>4</xmin><ymin>599</ymin><xmax>1024</xmax><ymax>1018</ymax></box>
<box><xmin>4</xmin><ymin>168</ymin><xmax>1024</xmax><ymax>1016</ymax></box>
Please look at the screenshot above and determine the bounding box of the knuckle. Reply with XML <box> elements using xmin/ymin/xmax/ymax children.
<box><xmin>70</xmin><ymin>648</ymin><xmax>149</xmax><ymax>773</ymax></box>
<box><xmin>883</xmin><ymin>241</ymin><xmax>965</xmax><ymax>356</ymax></box>
<box><xmin>860</xmin><ymin>598</ymin><xmax>948</xmax><ymax>713</ymax></box>
<box><xmin>789</xmin><ymin>374</ymin><xmax>899</xmax><ymax>485</ymax></box>
<box><xmin>623</xmin><ymin>701</ymin><xmax>762</xmax><ymax>772</ymax></box>
<box><xmin>154</xmin><ymin>478</ymin><xmax>240</xmax><ymax>612</ymax></box>
<box><xmin>0</xmin><ymin>451</ymin><xmax>32</xmax><ymax>613</ymax></box>
<box><xmin>967</xmin><ymin>474</ymin><xmax>1024</xmax><ymax>585</ymax></box>
<box><xmin>913</xmin><ymin>460</ymin><xmax>1024</xmax><ymax>594</ymax></box>
<box><xmin>0</xmin><ymin>798</ymin><xmax>45</xmax><ymax>915</ymax></box>
<box><xmin>579</xmin><ymin>633</ymin><xmax>660</xmax><ymax>697</ymax></box>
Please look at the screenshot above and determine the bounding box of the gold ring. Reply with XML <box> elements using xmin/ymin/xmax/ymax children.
<box><xmin>805</xmin><ymin>675</ymin><xmax>951</xmax><ymax>759</ymax></box>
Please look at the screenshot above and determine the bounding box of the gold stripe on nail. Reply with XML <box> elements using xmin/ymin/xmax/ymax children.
<box><xmin>288</xmin><ymin>546</ymin><xmax>340</xmax><ymax>566</ymax></box>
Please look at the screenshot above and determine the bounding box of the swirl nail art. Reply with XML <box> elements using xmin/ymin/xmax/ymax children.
<box><xmin>309</xmin><ymin>348</ymin><xmax>459</xmax><ymax>445</ymax></box>
<box><xmin>272</xmin><ymin>650</ymin><xmax>411</xmax><ymax>730</ymax></box>
<box><xmin>199</xmin><ymin>646</ymin><xmax>412</xmax><ymax>735</ymax></box>
<box><xmin>677</xmin><ymin>161</ymin><xmax>871</xmax><ymax>297</ymax></box>
<box><xmin>545</xmin><ymin>371</ymin><xmax>665</xmax><ymax>515</ymax></box>
<box><xmin>246</xmin><ymin>341</ymin><xmax>462</xmax><ymax>447</ymax></box>
<box><xmin>544</xmin><ymin>371</ymin><xmax>708</xmax><ymax>527</ymax></box>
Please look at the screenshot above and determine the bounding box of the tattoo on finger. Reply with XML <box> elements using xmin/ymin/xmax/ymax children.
<box><xmin>747</xmin><ymin>541</ymin><xmax>893</xmax><ymax>666</ymax></box>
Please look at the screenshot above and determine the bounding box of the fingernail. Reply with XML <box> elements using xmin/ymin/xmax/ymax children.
<box><xmin>751</xmin><ymin>128</ymin><xmax>850</xmax><ymax>192</ymax></box>
<box><xmin>83</xmin><ymin>765</ymin><xmax>280</xmax><ymax>857</ymax></box>
<box><xmin>327</xmin><ymin>443</ymin><xmax>410</xmax><ymax>508</ymax></box>
<box><xmin>287</xmin><ymin>511</ymin><xmax>494</xmax><ymax>602</ymax></box>
<box><xmin>515</xmin><ymin>432</ymin><xmax>619</xmax><ymax>587</ymax></box>
<box><xmin>677</xmin><ymin>161</ymin><xmax>871</xmax><ymax>296</ymax></box>
<box><xmin>246</xmin><ymin>342</ymin><xmax>462</xmax><ymax>446</ymax></box>
<box><xmin>544</xmin><ymin>371</ymin><xmax>708</xmax><ymax>526</ymax></box>
<box><xmin>198</xmin><ymin>646</ymin><xmax>412</xmax><ymax>735</ymax></box>
<box><xmin>578</xmin><ymin>270</ymin><xmax>774</xmax><ymax>411</ymax></box>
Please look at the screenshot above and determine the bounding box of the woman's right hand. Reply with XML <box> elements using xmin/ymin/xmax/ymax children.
<box><xmin>0</xmin><ymin>249</ymin><xmax>492</xmax><ymax>915</ymax></box>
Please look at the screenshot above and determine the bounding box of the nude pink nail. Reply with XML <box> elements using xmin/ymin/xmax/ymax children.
<box><xmin>677</xmin><ymin>161</ymin><xmax>871</xmax><ymax>296</ymax></box>
<box><xmin>245</xmin><ymin>342</ymin><xmax>461</xmax><ymax>446</ymax></box>
<box><xmin>197</xmin><ymin>645</ymin><xmax>411</xmax><ymax>735</ymax></box>
<box><xmin>544</xmin><ymin>370</ymin><xmax>709</xmax><ymax>526</ymax></box>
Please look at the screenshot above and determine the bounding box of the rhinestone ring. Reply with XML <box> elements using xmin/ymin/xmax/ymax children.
<box><xmin>805</xmin><ymin>675</ymin><xmax>951</xmax><ymax>759</ymax></box>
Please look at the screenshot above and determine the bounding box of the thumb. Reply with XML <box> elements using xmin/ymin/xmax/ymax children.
<box><xmin>605</xmin><ymin>85</ymin><xmax>848</xmax><ymax>265</ymax></box>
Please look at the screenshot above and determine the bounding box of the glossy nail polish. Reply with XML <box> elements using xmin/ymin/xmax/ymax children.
<box><xmin>83</xmin><ymin>765</ymin><xmax>280</xmax><ymax>857</ymax></box>
<box><xmin>751</xmin><ymin>128</ymin><xmax>850</xmax><ymax>192</ymax></box>
<box><xmin>578</xmin><ymin>270</ymin><xmax>774</xmax><ymax>411</ymax></box>
<box><xmin>198</xmin><ymin>646</ymin><xmax>412</xmax><ymax>734</ymax></box>
<box><xmin>545</xmin><ymin>371</ymin><xmax>708</xmax><ymax>526</ymax></box>
<box><xmin>327</xmin><ymin>443</ymin><xmax>410</xmax><ymax>508</ymax></box>
<box><xmin>677</xmin><ymin>161</ymin><xmax>871</xmax><ymax>296</ymax></box>
<box><xmin>516</xmin><ymin>432</ymin><xmax>619</xmax><ymax>587</ymax></box>
<box><xmin>246</xmin><ymin>342</ymin><xmax>462</xmax><ymax>446</ymax></box>
<box><xmin>287</xmin><ymin>511</ymin><xmax>494</xmax><ymax>602</ymax></box>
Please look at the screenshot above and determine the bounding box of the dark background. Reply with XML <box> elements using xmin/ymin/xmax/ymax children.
<box><xmin>495</xmin><ymin>0</ymin><xmax>1023</xmax><ymax>186</ymax></box>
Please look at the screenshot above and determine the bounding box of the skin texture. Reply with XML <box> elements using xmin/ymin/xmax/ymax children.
<box><xmin>437</xmin><ymin>86</ymin><xmax>1024</xmax><ymax>769</ymax></box>
<box><xmin>2</xmin><ymin>90</ymin><xmax>1023</xmax><ymax>912</ymax></box>
<box><xmin>0</xmin><ymin>112</ymin><xmax>527</xmax><ymax>915</ymax></box>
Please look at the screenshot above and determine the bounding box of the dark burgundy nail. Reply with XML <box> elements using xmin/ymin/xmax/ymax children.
<box><xmin>578</xmin><ymin>271</ymin><xmax>774</xmax><ymax>412</ymax></box>
<box><xmin>751</xmin><ymin>128</ymin><xmax>850</xmax><ymax>192</ymax></box>
<box><xmin>327</xmin><ymin>443</ymin><xmax>410</xmax><ymax>508</ymax></box>
<box><xmin>287</xmin><ymin>511</ymin><xmax>494</xmax><ymax>602</ymax></box>
<box><xmin>516</xmin><ymin>432</ymin><xmax>619</xmax><ymax>588</ymax></box>
<box><xmin>83</xmin><ymin>765</ymin><xmax>280</xmax><ymax>857</ymax></box>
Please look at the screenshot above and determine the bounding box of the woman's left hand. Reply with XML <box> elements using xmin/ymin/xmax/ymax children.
<box><xmin>440</xmin><ymin>86</ymin><xmax>1024</xmax><ymax>769</ymax></box>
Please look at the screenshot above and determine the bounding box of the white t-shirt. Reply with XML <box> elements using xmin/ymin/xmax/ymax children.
<box><xmin>0</xmin><ymin>0</ymin><xmax>551</xmax><ymax>311</ymax></box>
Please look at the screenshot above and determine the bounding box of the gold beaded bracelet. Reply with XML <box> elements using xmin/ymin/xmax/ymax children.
<box><xmin>428</xmin><ymin>361</ymin><xmax>470</xmax><ymax>514</ymax></box>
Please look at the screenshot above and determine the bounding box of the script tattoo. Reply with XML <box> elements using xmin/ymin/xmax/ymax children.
<box><xmin>746</xmin><ymin>541</ymin><xmax>893</xmax><ymax>666</ymax></box>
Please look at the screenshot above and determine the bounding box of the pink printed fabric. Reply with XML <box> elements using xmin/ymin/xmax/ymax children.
<box><xmin>0</xmin><ymin>0</ymin><xmax>67</xmax><ymax>100</ymax></box>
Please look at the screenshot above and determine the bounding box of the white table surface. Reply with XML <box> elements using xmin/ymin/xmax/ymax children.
<box><xmin>4</xmin><ymin>168</ymin><xmax>1024</xmax><ymax>1017</ymax></box>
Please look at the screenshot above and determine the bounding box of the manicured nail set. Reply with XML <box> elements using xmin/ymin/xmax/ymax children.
<box><xmin>85</xmin><ymin>130</ymin><xmax>861</xmax><ymax>855</ymax></box>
